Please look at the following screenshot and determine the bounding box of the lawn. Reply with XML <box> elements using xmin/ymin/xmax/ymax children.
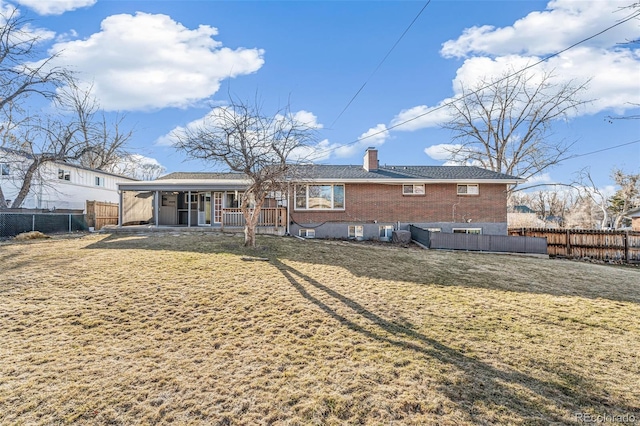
<box><xmin>0</xmin><ymin>232</ymin><xmax>639</xmax><ymax>425</ymax></box>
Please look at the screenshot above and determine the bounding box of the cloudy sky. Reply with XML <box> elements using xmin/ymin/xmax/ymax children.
<box><xmin>3</xmin><ymin>0</ymin><xmax>639</xmax><ymax>188</ymax></box>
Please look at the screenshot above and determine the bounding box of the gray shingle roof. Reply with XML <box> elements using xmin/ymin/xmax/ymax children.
<box><xmin>158</xmin><ymin>172</ymin><xmax>248</xmax><ymax>180</ymax></box>
<box><xmin>288</xmin><ymin>164</ymin><xmax>520</xmax><ymax>181</ymax></box>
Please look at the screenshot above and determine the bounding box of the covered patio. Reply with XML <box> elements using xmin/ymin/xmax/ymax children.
<box><xmin>117</xmin><ymin>176</ymin><xmax>288</xmax><ymax>234</ymax></box>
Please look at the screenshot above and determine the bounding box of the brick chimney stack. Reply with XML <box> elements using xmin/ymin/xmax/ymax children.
<box><xmin>363</xmin><ymin>147</ymin><xmax>378</xmax><ymax>171</ymax></box>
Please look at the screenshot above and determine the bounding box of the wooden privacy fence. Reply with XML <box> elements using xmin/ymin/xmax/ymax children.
<box><xmin>509</xmin><ymin>228</ymin><xmax>640</xmax><ymax>263</ymax></box>
<box><xmin>85</xmin><ymin>201</ymin><xmax>119</xmax><ymax>230</ymax></box>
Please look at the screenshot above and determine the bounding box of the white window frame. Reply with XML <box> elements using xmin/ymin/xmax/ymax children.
<box><xmin>0</xmin><ymin>163</ymin><xmax>9</xmax><ymax>176</ymax></box>
<box><xmin>299</xmin><ymin>229</ymin><xmax>315</xmax><ymax>238</ymax></box>
<box><xmin>452</xmin><ymin>228</ymin><xmax>482</xmax><ymax>234</ymax></box>
<box><xmin>402</xmin><ymin>184</ymin><xmax>425</xmax><ymax>195</ymax></box>
<box><xmin>58</xmin><ymin>169</ymin><xmax>71</xmax><ymax>181</ymax></box>
<box><xmin>426</xmin><ymin>228</ymin><xmax>442</xmax><ymax>233</ymax></box>
<box><xmin>294</xmin><ymin>184</ymin><xmax>345</xmax><ymax>210</ymax></box>
<box><xmin>457</xmin><ymin>184</ymin><xmax>479</xmax><ymax>195</ymax></box>
<box><xmin>379</xmin><ymin>225</ymin><xmax>394</xmax><ymax>240</ymax></box>
<box><xmin>348</xmin><ymin>225</ymin><xmax>364</xmax><ymax>239</ymax></box>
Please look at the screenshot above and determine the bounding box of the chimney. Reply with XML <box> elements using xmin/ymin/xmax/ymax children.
<box><xmin>363</xmin><ymin>147</ymin><xmax>378</xmax><ymax>171</ymax></box>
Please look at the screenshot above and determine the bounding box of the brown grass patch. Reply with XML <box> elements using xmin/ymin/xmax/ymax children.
<box><xmin>0</xmin><ymin>232</ymin><xmax>639</xmax><ymax>425</ymax></box>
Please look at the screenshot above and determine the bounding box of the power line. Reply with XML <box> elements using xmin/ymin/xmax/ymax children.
<box><xmin>568</xmin><ymin>139</ymin><xmax>640</xmax><ymax>159</ymax></box>
<box><xmin>313</xmin><ymin>7</ymin><xmax>640</xmax><ymax>161</ymax></box>
<box><xmin>328</xmin><ymin>1</ymin><xmax>431</xmax><ymax>129</ymax></box>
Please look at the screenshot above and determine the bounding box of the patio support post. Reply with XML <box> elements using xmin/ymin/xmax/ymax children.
<box><xmin>188</xmin><ymin>191</ymin><xmax>191</xmax><ymax>227</ymax></box>
<box><xmin>118</xmin><ymin>190</ymin><xmax>123</xmax><ymax>227</ymax></box>
<box><xmin>155</xmin><ymin>191</ymin><xmax>160</xmax><ymax>226</ymax></box>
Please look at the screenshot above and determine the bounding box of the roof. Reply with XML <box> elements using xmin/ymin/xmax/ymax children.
<box><xmin>288</xmin><ymin>164</ymin><xmax>522</xmax><ymax>183</ymax></box>
<box><xmin>1</xmin><ymin>146</ymin><xmax>138</xmax><ymax>181</ymax></box>
<box><xmin>158</xmin><ymin>172</ymin><xmax>248</xmax><ymax>180</ymax></box>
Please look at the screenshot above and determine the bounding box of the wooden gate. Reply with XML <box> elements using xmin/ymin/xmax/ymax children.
<box><xmin>85</xmin><ymin>201</ymin><xmax>119</xmax><ymax>230</ymax></box>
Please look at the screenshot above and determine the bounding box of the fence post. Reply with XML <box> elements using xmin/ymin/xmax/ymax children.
<box><xmin>566</xmin><ymin>229</ymin><xmax>572</xmax><ymax>258</ymax></box>
<box><xmin>68</xmin><ymin>214</ymin><xmax>72</xmax><ymax>233</ymax></box>
<box><xmin>624</xmin><ymin>231</ymin><xmax>629</xmax><ymax>264</ymax></box>
<box><xmin>32</xmin><ymin>214</ymin><xmax>35</xmax><ymax>231</ymax></box>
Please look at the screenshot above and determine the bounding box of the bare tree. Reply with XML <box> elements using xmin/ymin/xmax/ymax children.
<box><xmin>442</xmin><ymin>70</ymin><xmax>589</xmax><ymax>184</ymax></box>
<box><xmin>56</xmin><ymin>78</ymin><xmax>133</xmax><ymax>172</ymax></box>
<box><xmin>572</xmin><ymin>168</ymin><xmax>610</xmax><ymax>229</ymax></box>
<box><xmin>173</xmin><ymin>96</ymin><xmax>315</xmax><ymax>247</ymax></box>
<box><xmin>0</xmin><ymin>8</ymin><xmax>71</xmax><ymax>208</ymax></box>
<box><xmin>609</xmin><ymin>168</ymin><xmax>640</xmax><ymax>228</ymax></box>
<box><xmin>0</xmin><ymin>9</ymin><xmax>68</xmax><ymax>113</ymax></box>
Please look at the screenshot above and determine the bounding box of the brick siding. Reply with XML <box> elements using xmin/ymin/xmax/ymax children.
<box><xmin>290</xmin><ymin>183</ymin><xmax>508</xmax><ymax>224</ymax></box>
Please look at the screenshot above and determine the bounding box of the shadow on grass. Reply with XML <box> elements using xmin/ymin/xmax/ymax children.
<box><xmin>272</xmin><ymin>258</ymin><xmax>639</xmax><ymax>423</ymax></box>
<box><xmin>83</xmin><ymin>232</ymin><xmax>640</xmax><ymax>304</ymax></box>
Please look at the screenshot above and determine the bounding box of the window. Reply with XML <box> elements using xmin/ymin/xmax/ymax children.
<box><xmin>185</xmin><ymin>193</ymin><xmax>198</xmax><ymax>204</ymax></box>
<box><xmin>1</xmin><ymin>163</ymin><xmax>9</xmax><ymax>176</ymax></box>
<box><xmin>295</xmin><ymin>184</ymin><xmax>345</xmax><ymax>210</ymax></box>
<box><xmin>379</xmin><ymin>225</ymin><xmax>394</xmax><ymax>240</ymax></box>
<box><xmin>457</xmin><ymin>184</ymin><xmax>479</xmax><ymax>195</ymax></box>
<box><xmin>348</xmin><ymin>225</ymin><xmax>364</xmax><ymax>239</ymax></box>
<box><xmin>426</xmin><ymin>228</ymin><xmax>441</xmax><ymax>233</ymax></box>
<box><xmin>453</xmin><ymin>228</ymin><xmax>482</xmax><ymax>234</ymax></box>
<box><xmin>58</xmin><ymin>169</ymin><xmax>70</xmax><ymax>181</ymax></box>
<box><xmin>95</xmin><ymin>176</ymin><xmax>104</xmax><ymax>186</ymax></box>
<box><xmin>402</xmin><ymin>184</ymin><xmax>425</xmax><ymax>195</ymax></box>
<box><xmin>299</xmin><ymin>229</ymin><xmax>315</xmax><ymax>238</ymax></box>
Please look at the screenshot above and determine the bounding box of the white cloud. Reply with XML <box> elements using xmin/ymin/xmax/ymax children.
<box><xmin>524</xmin><ymin>173</ymin><xmax>553</xmax><ymax>185</ymax></box>
<box><xmin>391</xmin><ymin>1</ymin><xmax>640</xmax><ymax>135</ymax></box>
<box><xmin>14</xmin><ymin>0</ymin><xmax>96</xmax><ymax>15</ymax></box>
<box><xmin>424</xmin><ymin>143</ymin><xmax>462</xmax><ymax>161</ymax></box>
<box><xmin>290</xmin><ymin>110</ymin><xmax>323</xmax><ymax>129</ymax></box>
<box><xmin>390</xmin><ymin>100</ymin><xmax>456</xmax><ymax>131</ymax></box>
<box><xmin>440</xmin><ymin>0</ymin><xmax>637</xmax><ymax>59</ymax></box>
<box><xmin>40</xmin><ymin>12</ymin><xmax>264</xmax><ymax>111</ymax></box>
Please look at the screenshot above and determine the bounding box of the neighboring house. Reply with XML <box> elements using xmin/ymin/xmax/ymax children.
<box><xmin>0</xmin><ymin>147</ymin><xmax>137</xmax><ymax>210</ymax></box>
<box><xmin>117</xmin><ymin>148</ymin><xmax>522</xmax><ymax>239</ymax></box>
<box><xmin>628</xmin><ymin>207</ymin><xmax>640</xmax><ymax>231</ymax></box>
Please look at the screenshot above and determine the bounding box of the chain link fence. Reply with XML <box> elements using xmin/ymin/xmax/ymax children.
<box><xmin>0</xmin><ymin>212</ymin><xmax>88</xmax><ymax>238</ymax></box>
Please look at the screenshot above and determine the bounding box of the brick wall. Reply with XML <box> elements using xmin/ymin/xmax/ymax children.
<box><xmin>290</xmin><ymin>182</ymin><xmax>508</xmax><ymax>225</ymax></box>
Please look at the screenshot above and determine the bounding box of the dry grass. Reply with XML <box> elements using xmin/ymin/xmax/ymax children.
<box><xmin>0</xmin><ymin>232</ymin><xmax>639</xmax><ymax>425</ymax></box>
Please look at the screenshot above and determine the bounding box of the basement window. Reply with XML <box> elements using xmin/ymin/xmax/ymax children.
<box><xmin>299</xmin><ymin>229</ymin><xmax>315</xmax><ymax>238</ymax></box>
<box><xmin>457</xmin><ymin>184</ymin><xmax>479</xmax><ymax>195</ymax></box>
<box><xmin>348</xmin><ymin>225</ymin><xmax>364</xmax><ymax>239</ymax></box>
<box><xmin>453</xmin><ymin>228</ymin><xmax>482</xmax><ymax>234</ymax></box>
<box><xmin>95</xmin><ymin>176</ymin><xmax>104</xmax><ymax>186</ymax></box>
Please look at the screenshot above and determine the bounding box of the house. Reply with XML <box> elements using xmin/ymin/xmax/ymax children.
<box><xmin>0</xmin><ymin>147</ymin><xmax>137</xmax><ymax>211</ymax></box>
<box><xmin>628</xmin><ymin>207</ymin><xmax>640</xmax><ymax>231</ymax></box>
<box><xmin>117</xmin><ymin>148</ymin><xmax>522</xmax><ymax>239</ymax></box>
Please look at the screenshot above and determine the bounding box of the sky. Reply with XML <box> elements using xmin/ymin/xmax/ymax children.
<box><xmin>2</xmin><ymin>0</ymin><xmax>640</xmax><ymax>191</ymax></box>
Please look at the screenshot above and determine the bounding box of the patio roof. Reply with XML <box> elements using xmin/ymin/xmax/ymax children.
<box><xmin>117</xmin><ymin>178</ymin><xmax>251</xmax><ymax>192</ymax></box>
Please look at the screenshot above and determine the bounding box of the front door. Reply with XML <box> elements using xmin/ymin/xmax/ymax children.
<box><xmin>213</xmin><ymin>192</ymin><xmax>223</xmax><ymax>224</ymax></box>
<box><xmin>198</xmin><ymin>192</ymin><xmax>211</xmax><ymax>225</ymax></box>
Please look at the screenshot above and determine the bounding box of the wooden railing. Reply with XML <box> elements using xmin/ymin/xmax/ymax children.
<box><xmin>222</xmin><ymin>207</ymin><xmax>287</xmax><ymax>228</ymax></box>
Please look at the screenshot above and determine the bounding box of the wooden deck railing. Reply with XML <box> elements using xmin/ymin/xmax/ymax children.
<box><xmin>222</xmin><ymin>207</ymin><xmax>287</xmax><ymax>228</ymax></box>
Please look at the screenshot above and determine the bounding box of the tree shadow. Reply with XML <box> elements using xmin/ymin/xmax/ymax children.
<box><xmin>271</xmin><ymin>258</ymin><xmax>639</xmax><ymax>423</ymax></box>
<box><xmin>83</xmin><ymin>233</ymin><xmax>640</xmax><ymax>304</ymax></box>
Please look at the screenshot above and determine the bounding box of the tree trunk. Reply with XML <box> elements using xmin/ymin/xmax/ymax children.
<box><xmin>0</xmin><ymin>186</ymin><xmax>7</xmax><ymax>210</ymax></box>
<box><xmin>11</xmin><ymin>161</ymin><xmax>39</xmax><ymax>209</ymax></box>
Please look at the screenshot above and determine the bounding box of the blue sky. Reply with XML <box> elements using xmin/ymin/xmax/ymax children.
<box><xmin>3</xmin><ymin>0</ymin><xmax>640</xmax><ymax>190</ymax></box>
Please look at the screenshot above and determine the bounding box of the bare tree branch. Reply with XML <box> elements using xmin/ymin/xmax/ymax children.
<box><xmin>173</xmin><ymin>95</ymin><xmax>316</xmax><ymax>247</ymax></box>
